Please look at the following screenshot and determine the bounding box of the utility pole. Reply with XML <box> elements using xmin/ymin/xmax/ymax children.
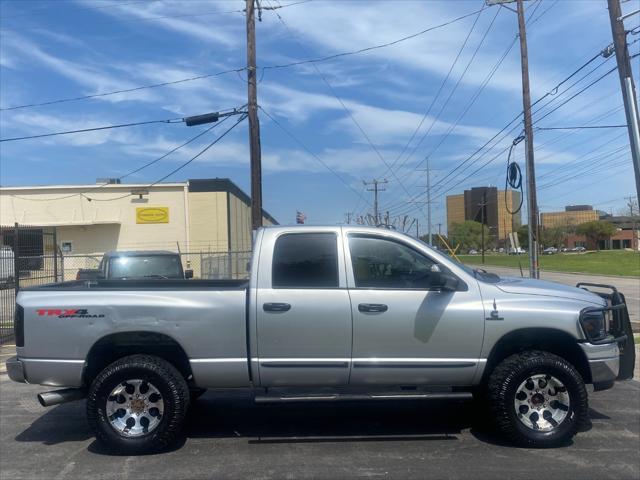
<box><xmin>364</xmin><ymin>179</ymin><xmax>388</xmax><ymax>226</ymax></box>
<box><xmin>345</xmin><ymin>212</ymin><xmax>353</xmax><ymax>224</ymax></box>
<box><xmin>608</xmin><ymin>0</ymin><xmax>640</xmax><ymax>202</ymax></box>
<box><xmin>246</xmin><ymin>0</ymin><xmax>263</xmax><ymax>230</ymax></box>
<box><xmin>487</xmin><ymin>0</ymin><xmax>539</xmax><ymax>278</ymax></box>
<box><xmin>416</xmin><ymin>218</ymin><xmax>419</xmax><ymax>238</ymax></box>
<box><xmin>516</xmin><ymin>0</ymin><xmax>539</xmax><ymax>279</ymax></box>
<box><xmin>426</xmin><ymin>158</ymin><xmax>433</xmax><ymax>246</ymax></box>
<box><xmin>480</xmin><ymin>191</ymin><xmax>487</xmax><ymax>264</ymax></box>
<box><xmin>416</xmin><ymin>161</ymin><xmax>434</xmax><ymax>245</ymax></box>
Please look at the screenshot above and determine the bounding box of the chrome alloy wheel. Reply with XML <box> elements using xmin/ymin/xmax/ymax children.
<box><xmin>105</xmin><ymin>379</ymin><xmax>164</xmax><ymax>437</ymax></box>
<box><xmin>514</xmin><ymin>374</ymin><xmax>570</xmax><ymax>431</ymax></box>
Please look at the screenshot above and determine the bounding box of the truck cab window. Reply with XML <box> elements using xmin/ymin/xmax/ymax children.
<box><xmin>349</xmin><ymin>235</ymin><xmax>436</xmax><ymax>289</ymax></box>
<box><xmin>272</xmin><ymin>233</ymin><xmax>338</xmax><ymax>288</ymax></box>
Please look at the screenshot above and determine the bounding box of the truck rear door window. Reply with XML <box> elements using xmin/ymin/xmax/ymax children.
<box><xmin>272</xmin><ymin>233</ymin><xmax>338</xmax><ymax>288</ymax></box>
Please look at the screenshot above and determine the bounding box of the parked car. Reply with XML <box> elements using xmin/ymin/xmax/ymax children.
<box><xmin>75</xmin><ymin>250</ymin><xmax>193</xmax><ymax>280</ymax></box>
<box><xmin>6</xmin><ymin>226</ymin><xmax>635</xmax><ymax>453</ymax></box>
<box><xmin>468</xmin><ymin>249</ymin><xmax>478</xmax><ymax>255</ymax></box>
<box><xmin>0</xmin><ymin>246</ymin><xmax>15</xmax><ymax>287</ymax></box>
<box><xmin>508</xmin><ymin>247</ymin><xmax>526</xmax><ymax>255</ymax></box>
<box><xmin>572</xmin><ymin>246</ymin><xmax>586</xmax><ymax>252</ymax></box>
<box><xmin>543</xmin><ymin>247</ymin><xmax>557</xmax><ymax>255</ymax></box>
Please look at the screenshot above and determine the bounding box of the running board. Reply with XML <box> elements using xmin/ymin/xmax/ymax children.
<box><xmin>254</xmin><ymin>391</ymin><xmax>472</xmax><ymax>404</ymax></box>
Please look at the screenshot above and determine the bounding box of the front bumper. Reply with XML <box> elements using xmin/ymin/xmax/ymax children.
<box><xmin>6</xmin><ymin>356</ymin><xmax>26</xmax><ymax>383</ymax></box>
<box><xmin>579</xmin><ymin>341</ymin><xmax>619</xmax><ymax>391</ymax></box>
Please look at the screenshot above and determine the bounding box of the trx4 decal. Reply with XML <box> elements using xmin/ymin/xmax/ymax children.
<box><xmin>36</xmin><ymin>309</ymin><xmax>105</xmax><ymax>318</ymax></box>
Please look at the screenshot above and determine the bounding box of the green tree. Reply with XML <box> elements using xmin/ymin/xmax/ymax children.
<box><xmin>540</xmin><ymin>227</ymin><xmax>566</xmax><ymax>248</ymax></box>
<box><xmin>575</xmin><ymin>221</ymin><xmax>616</xmax><ymax>250</ymax></box>
<box><xmin>516</xmin><ymin>225</ymin><xmax>529</xmax><ymax>249</ymax></box>
<box><xmin>450</xmin><ymin>221</ymin><xmax>492</xmax><ymax>251</ymax></box>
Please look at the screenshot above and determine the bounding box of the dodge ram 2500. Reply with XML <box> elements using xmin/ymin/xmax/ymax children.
<box><xmin>6</xmin><ymin>226</ymin><xmax>635</xmax><ymax>453</ymax></box>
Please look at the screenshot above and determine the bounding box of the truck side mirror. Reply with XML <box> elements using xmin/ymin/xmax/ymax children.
<box><xmin>429</xmin><ymin>270</ymin><xmax>460</xmax><ymax>292</ymax></box>
<box><xmin>184</xmin><ymin>269</ymin><xmax>194</xmax><ymax>279</ymax></box>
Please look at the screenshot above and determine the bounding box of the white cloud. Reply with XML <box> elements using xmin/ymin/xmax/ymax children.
<box><xmin>76</xmin><ymin>0</ymin><xmax>241</xmax><ymax>48</ymax></box>
<box><xmin>0</xmin><ymin>33</ymin><xmax>157</xmax><ymax>103</ymax></box>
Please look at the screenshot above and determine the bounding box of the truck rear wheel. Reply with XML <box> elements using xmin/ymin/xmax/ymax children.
<box><xmin>487</xmin><ymin>350</ymin><xmax>588</xmax><ymax>447</ymax></box>
<box><xmin>87</xmin><ymin>354</ymin><xmax>190</xmax><ymax>454</ymax></box>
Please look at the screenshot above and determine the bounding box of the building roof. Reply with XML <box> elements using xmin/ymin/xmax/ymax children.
<box><xmin>0</xmin><ymin>177</ymin><xmax>278</xmax><ymax>225</ymax></box>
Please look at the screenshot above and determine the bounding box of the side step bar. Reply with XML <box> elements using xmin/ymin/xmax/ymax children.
<box><xmin>254</xmin><ymin>391</ymin><xmax>472</xmax><ymax>404</ymax></box>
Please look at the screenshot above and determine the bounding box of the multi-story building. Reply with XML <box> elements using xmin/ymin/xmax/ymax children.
<box><xmin>540</xmin><ymin>205</ymin><xmax>599</xmax><ymax>230</ymax></box>
<box><xmin>446</xmin><ymin>186</ymin><xmax>521</xmax><ymax>242</ymax></box>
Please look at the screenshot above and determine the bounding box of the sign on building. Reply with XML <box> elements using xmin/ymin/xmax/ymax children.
<box><xmin>136</xmin><ymin>207</ymin><xmax>170</xmax><ymax>224</ymax></box>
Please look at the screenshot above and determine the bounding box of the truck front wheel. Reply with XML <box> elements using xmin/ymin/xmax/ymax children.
<box><xmin>87</xmin><ymin>354</ymin><xmax>190</xmax><ymax>453</ymax></box>
<box><xmin>487</xmin><ymin>350</ymin><xmax>588</xmax><ymax>447</ymax></box>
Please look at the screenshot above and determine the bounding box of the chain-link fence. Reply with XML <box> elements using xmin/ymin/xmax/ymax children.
<box><xmin>0</xmin><ymin>225</ymin><xmax>63</xmax><ymax>344</ymax></box>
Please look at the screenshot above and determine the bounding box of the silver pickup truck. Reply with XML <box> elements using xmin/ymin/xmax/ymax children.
<box><xmin>6</xmin><ymin>226</ymin><xmax>635</xmax><ymax>453</ymax></box>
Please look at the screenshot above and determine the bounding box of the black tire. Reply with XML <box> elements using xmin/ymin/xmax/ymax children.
<box><xmin>190</xmin><ymin>388</ymin><xmax>207</xmax><ymax>401</ymax></box>
<box><xmin>487</xmin><ymin>350</ymin><xmax>588</xmax><ymax>448</ymax></box>
<box><xmin>87</xmin><ymin>354</ymin><xmax>190</xmax><ymax>454</ymax></box>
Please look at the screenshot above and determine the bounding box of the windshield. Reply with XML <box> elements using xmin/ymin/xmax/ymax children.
<box><xmin>415</xmin><ymin>239</ymin><xmax>500</xmax><ymax>283</ymax></box>
<box><xmin>108</xmin><ymin>255</ymin><xmax>183</xmax><ymax>279</ymax></box>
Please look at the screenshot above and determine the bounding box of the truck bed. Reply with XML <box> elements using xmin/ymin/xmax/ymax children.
<box><xmin>22</xmin><ymin>278</ymin><xmax>249</xmax><ymax>290</ymax></box>
<box><xmin>16</xmin><ymin>279</ymin><xmax>251</xmax><ymax>388</ymax></box>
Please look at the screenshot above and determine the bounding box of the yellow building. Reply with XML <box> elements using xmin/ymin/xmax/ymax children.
<box><xmin>446</xmin><ymin>187</ymin><xmax>521</xmax><ymax>242</ymax></box>
<box><xmin>0</xmin><ymin>178</ymin><xmax>276</xmax><ymax>255</ymax></box>
<box><xmin>446</xmin><ymin>194</ymin><xmax>465</xmax><ymax>235</ymax></box>
<box><xmin>540</xmin><ymin>206</ymin><xmax>598</xmax><ymax>230</ymax></box>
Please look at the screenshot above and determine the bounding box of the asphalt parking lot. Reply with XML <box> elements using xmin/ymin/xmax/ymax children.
<box><xmin>1</xmin><ymin>358</ymin><xmax>638</xmax><ymax>480</ymax></box>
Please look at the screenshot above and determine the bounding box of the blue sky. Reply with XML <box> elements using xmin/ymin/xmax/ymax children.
<box><xmin>0</xmin><ymin>0</ymin><xmax>638</xmax><ymax>232</ymax></box>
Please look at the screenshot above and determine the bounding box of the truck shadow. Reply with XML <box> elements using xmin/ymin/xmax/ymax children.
<box><xmin>15</xmin><ymin>391</ymin><xmax>599</xmax><ymax>455</ymax></box>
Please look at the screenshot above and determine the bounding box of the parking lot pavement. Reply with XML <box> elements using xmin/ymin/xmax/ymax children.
<box><xmin>479</xmin><ymin>266</ymin><xmax>640</xmax><ymax>330</ymax></box>
<box><xmin>1</xmin><ymin>361</ymin><xmax>638</xmax><ymax>480</ymax></box>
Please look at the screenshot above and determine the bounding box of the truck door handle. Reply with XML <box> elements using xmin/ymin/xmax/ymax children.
<box><xmin>263</xmin><ymin>302</ymin><xmax>291</xmax><ymax>312</ymax></box>
<box><xmin>358</xmin><ymin>303</ymin><xmax>388</xmax><ymax>313</ymax></box>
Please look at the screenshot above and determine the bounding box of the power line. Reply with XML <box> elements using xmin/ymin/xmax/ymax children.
<box><xmin>259</xmin><ymin>105</ymin><xmax>372</xmax><ymax>207</ymax></box>
<box><xmin>0</xmin><ymin>6</ymin><xmax>487</xmax><ymax>112</ymax></box>
<box><xmin>390</xmin><ymin>45</ymin><xmax>627</xmax><ymax>215</ymax></box>
<box><xmin>536</xmin><ymin>125</ymin><xmax>627</xmax><ymax>130</ymax></box>
<box><xmin>0</xmin><ymin>108</ymin><xmax>245</xmax><ymax>142</ymax></box>
<box><xmin>381</xmin><ymin>3</ymin><xmax>486</xmax><ymax>177</ymax></box>
<box><xmin>0</xmin><ymin>67</ymin><xmax>248</xmax><ymax>112</ymax></box>
<box><xmin>0</xmin><ymin>117</ymin><xmax>182</xmax><ymax>142</ymax></box>
<box><xmin>7</xmin><ymin>111</ymin><xmax>240</xmax><ymax>202</ymax></box>
<box><xmin>265</xmin><ymin>0</ymin><xmax>414</xmax><ymax>199</ymax></box>
<box><xmin>0</xmin><ymin>1</ymin><xmax>312</xmax><ymax>32</ymax></box>
<box><xmin>384</xmin><ymin>0</ymin><xmax>549</xmax><ymax>211</ymax></box>
<box><xmin>85</xmin><ymin>113</ymin><xmax>248</xmax><ymax>202</ymax></box>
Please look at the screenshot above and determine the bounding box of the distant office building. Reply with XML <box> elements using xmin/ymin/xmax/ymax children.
<box><xmin>540</xmin><ymin>205</ymin><xmax>598</xmax><ymax>230</ymax></box>
<box><xmin>446</xmin><ymin>187</ymin><xmax>521</xmax><ymax>241</ymax></box>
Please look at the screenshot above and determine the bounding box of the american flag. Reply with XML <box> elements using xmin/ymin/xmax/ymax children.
<box><xmin>296</xmin><ymin>211</ymin><xmax>306</xmax><ymax>224</ymax></box>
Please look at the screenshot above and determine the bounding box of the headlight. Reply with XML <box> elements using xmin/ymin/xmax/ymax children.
<box><xmin>580</xmin><ymin>309</ymin><xmax>608</xmax><ymax>342</ymax></box>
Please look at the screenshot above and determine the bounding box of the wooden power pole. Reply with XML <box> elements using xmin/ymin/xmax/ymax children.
<box><xmin>364</xmin><ymin>179</ymin><xmax>388</xmax><ymax>226</ymax></box>
<box><xmin>487</xmin><ymin>0</ymin><xmax>539</xmax><ymax>278</ymax></box>
<box><xmin>607</xmin><ymin>0</ymin><xmax>640</xmax><ymax>203</ymax></box>
<box><xmin>516</xmin><ymin>0</ymin><xmax>539</xmax><ymax>279</ymax></box>
<box><xmin>246</xmin><ymin>0</ymin><xmax>263</xmax><ymax>230</ymax></box>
